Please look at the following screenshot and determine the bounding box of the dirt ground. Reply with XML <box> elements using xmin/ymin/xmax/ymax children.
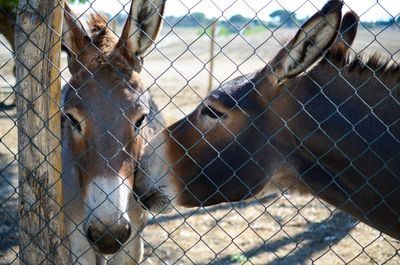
<box><xmin>1</xmin><ymin>25</ymin><xmax>400</xmax><ymax>264</ymax></box>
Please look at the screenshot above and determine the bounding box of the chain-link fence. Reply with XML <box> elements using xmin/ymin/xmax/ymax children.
<box><xmin>1</xmin><ymin>0</ymin><xmax>400</xmax><ymax>264</ymax></box>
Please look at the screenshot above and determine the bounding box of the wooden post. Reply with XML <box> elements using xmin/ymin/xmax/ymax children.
<box><xmin>15</xmin><ymin>0</ymin><xmax>69</xmax><ymax>264</ymax></box>
<box><xmin>207</xmin><ymin>22</ymin><xmax>217</xmax><ymax>92</ymax></box>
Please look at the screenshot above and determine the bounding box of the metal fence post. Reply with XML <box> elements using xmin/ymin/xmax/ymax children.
<box><xmin>15</xmin><ymin>0</ymin><xmax>68</xmax><ymax>264</ymax></box>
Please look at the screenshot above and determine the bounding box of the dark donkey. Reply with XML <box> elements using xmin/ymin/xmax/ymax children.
<box><xmin>136</xmin><ymin>0</ymin><xmax>400</xmax><ymax>240</ymax></box>
<box><xmin>61</xmin><ymin>0</ymin><xmax>165</xmax><ymax>263</ymax></box>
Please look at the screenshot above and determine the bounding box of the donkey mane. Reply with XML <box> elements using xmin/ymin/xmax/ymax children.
<box><xmin>327</xmin><ymin>44</ymin><xmax>400</xmax><ymax>82</ymax></box>
<box><xmin>87</xmin><ymin>13</ymin><xmax>117</xmax><ymax>54</ymax></box>
<box><xmin>67</xmin><ymin>13</ymin><xmax>140</xmax><ymax>80</ymax></box>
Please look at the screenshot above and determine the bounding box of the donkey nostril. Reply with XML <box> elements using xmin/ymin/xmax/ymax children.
<box><xmin>86</xmin><ymin>225</ymin><xmax>95</xmax><ymax>243</ymax></box>
<box><xmin>113</xmin><ymin>221</ymin><xmax>132</xmax><ymax>244</ymax></box>
<box><xmin>124</xmin><ymin>223</ymin><xmax>132</xmax><ymax>242</ymax></box>
<box><xmin>85</xmin><ymin>222</ymin><xmax>132</xmax><ymax>255</ymax></box>
<box><xmin>86</xmin><ymin>224</ymin><xmax>102</xmax><ymax>245</ymax></box>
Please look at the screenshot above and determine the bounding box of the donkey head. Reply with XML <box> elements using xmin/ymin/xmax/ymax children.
<box><xmin>135</xmin><ymin>0</ymin><xmax>345</xmax><ymax>211</ymax></box>
<box><xmin>62</xmin><ymin>0</ymin><xmax>165</xmax><ymax>254</ymax></box>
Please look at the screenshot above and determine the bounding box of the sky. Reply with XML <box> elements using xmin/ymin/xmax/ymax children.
<box><xmin>73</xmin><ymin>0</ymin><xmax>400</xmax><ymax>22</ymax></box>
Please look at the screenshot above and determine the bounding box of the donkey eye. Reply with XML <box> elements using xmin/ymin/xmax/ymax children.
<box><xmin>66</xmin><ymin>113</ymin><xmax>82</xmax><ymax>132</ymax></box>
<box><xmin>201</xmin><ymin>105</ymin><xmax>225</xmax><ymax>119</ymax></box>
<box><xmin>134</xmin><ymin>114</ymin><xmax>147</xmax><ymax>130</ymax></box>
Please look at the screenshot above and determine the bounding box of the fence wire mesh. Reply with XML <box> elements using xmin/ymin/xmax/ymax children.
<box><xmin>1</xmin><ymin>0</ymin><xmax>400</xmax><ymax>264</ymax></box>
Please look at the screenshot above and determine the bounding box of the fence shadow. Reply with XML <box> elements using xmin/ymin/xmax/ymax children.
<box><xmin>147</xmin><ymin>194</ymin><xmax>278</xmax><ymax>226</ymax></box>
<box><xmin>202</xmin><ymin>211</ymin><xmax>357</xmax><ymax>265</ymax></box>
<box><xmin>0</xmin><ymin>153</ymin><xmax>19</xmax><ymax>254</ymax></box>
<box><xmin>0</xmin><ymin>103</ymin><xmax>15</xmax><ymax>111</ymax></box>
<box><xmin>147</xmin><ymin>195</ymin><xmax>357</xmax><ymax>264</ymax></box>
<box><xmin>0</xmin><ymin>106</ymin><xmax>16</xmax><ymax>120</ymax></box>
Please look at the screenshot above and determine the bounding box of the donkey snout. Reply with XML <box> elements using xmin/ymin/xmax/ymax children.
<box><xmin>85</xmin><ymin>218</ymin><xmax>132</xmax><ymax>255</ymax></box>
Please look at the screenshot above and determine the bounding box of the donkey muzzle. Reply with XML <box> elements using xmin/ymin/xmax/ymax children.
<box><xmin>84</xmin><ymin>217</ymin><xmax>132</xmax><ymax>255</ymax></box>
<box><xmin>138</xmin><ymin>190</ymin><xmax>173</xmax><ymax>214</ymax></box>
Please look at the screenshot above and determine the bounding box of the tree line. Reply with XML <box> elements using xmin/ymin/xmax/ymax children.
<box><xmin>162</xmin><ymin>10</ymin><xmax>399</xmax><ymax>32</ymax></box>
<box><xmin>1</xmin><ymin>1</ymin><xmax>399</xmax><ymax>48</ymax></box>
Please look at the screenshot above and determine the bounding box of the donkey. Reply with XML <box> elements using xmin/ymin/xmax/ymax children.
<box><xmin>136</xmin><ymin>0</ymin><xmax>400</xmax><ymax>241</ymax></box>
<box><xmin>61</xmin><ymin>0</ymin><xmax>165</xmax><ymax>263</ymax></box>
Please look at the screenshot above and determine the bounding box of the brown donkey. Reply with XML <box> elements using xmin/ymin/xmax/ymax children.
<box><xmin>136</xmin><ymin>0</ymin><xmax>400</xmax><ymax>240</ymax></box>
<box><xmin>61</xmin><ymin>0</ymin><xmax>165</xmax><ymax>263</ymax></box>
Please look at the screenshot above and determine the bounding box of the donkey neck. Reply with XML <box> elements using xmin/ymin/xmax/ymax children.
<box><xmin>287</xmin><ymin>57</ymin><xmax>400</xmax><ymax>163</ymax></box>
<box><xmin>283</xmin><ymin>59</ymin><xmax>400</xmax><ymax>239</ymax></box>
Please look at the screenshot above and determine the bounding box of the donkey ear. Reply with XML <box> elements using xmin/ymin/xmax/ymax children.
<box><xmin>62</xmin><ymin>3</ymin><xmax>90</xmax><ymax>74</ymax></box>
<box><xmin>62</xmin><ymin>3</ymin><xmax>89</xmax><ymax>55</ymax></box>
<box><xmin>118</xmin><ymin>0</ymin><xmax>166</xmax><ymax>58</ymax></box>
<box><xmin>268</xmin><ymin>0</ymin><xmax>343</xmax><ymax>79</ymax></box>
<box><xmin>330</xmin><ymin>11</ymin><xmax>359</xmax><ymax>52</ymax></box>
